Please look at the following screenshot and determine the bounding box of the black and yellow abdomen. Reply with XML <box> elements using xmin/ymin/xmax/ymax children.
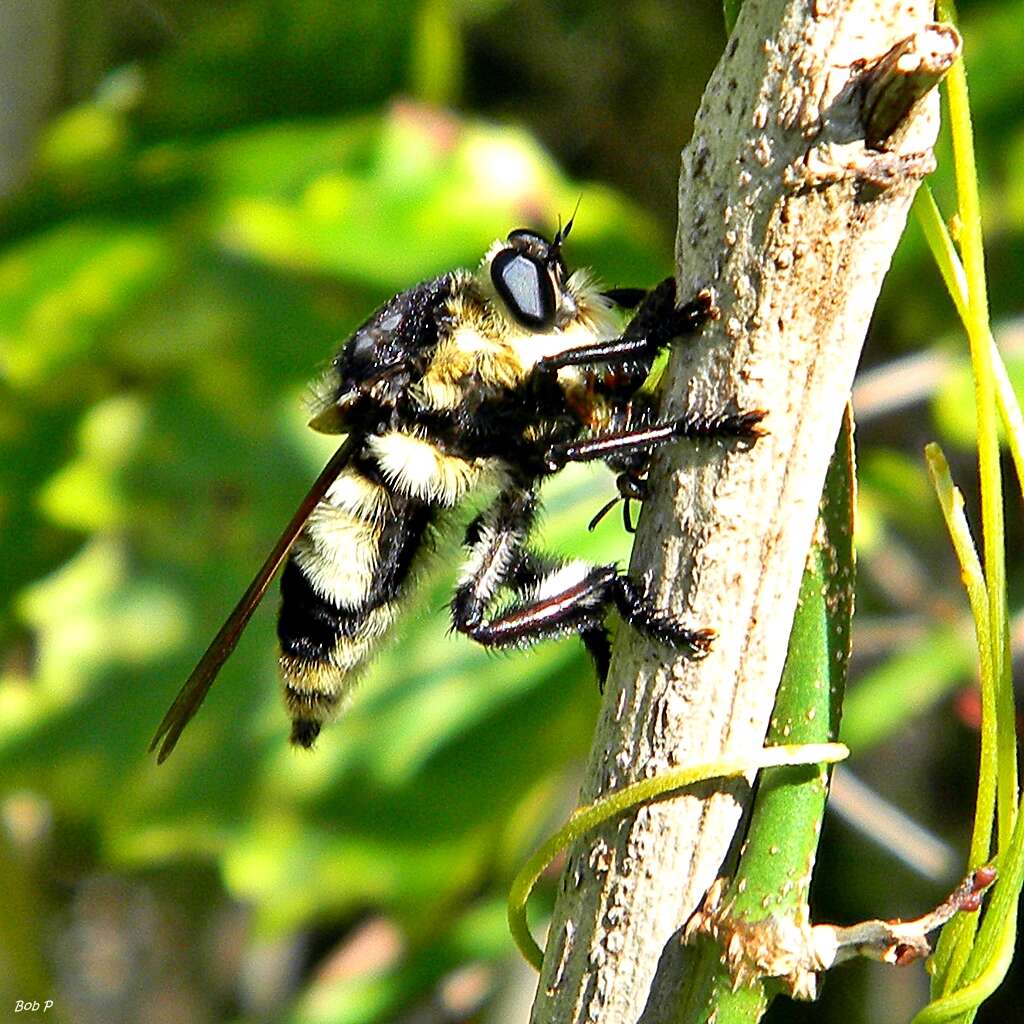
<box><xmin>277</xmin><ymin>456</ymin><xmax>433</xmax><ymax>747</ymax></box>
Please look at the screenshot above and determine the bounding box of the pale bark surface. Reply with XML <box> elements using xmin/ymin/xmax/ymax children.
<box><xmin>529</xmin><ymin>2</ymin><xmax>941</xmax><ymax>1022</ymax></box>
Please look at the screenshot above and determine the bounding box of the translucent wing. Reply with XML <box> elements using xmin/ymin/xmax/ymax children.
<box><xmin>150</xmin><ymin>436</ymin><xmax>359</xmax><ymax>763</ymax></box>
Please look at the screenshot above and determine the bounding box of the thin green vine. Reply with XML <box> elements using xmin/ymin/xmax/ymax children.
<box><xmin>507</xmin><ymin>742</ymin><xmax>849</xmax><ymax>969</ymax></box>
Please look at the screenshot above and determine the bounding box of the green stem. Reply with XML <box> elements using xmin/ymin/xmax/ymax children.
<box><xmin>913</xmin><ymin>188</ymin><xmax>1024</xmax><ymax>501</ymax></box>
<box><xmin>913</xmin><ymin>3</ymin><xmax>1019</xmax><ymax>1015</ymax></box>
<box><xmin>912</xmin><ymin>911</ymin><xmax>1016</xmax><ymax>1024</ymax></box>
<box><xmin>925</xmin><ymin>445</ymin><xmax>996</xmax><ymax>873</ymax></box>
<box><xmin>935</xmin><ymin>0</ymin><xmax>1015</xmax><ymax>862</ymax></box>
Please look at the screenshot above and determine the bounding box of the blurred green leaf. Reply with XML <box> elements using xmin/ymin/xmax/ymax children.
<box><xmin>840</xmin><ymin>625</ymin><xmax>973</xmax><ymax>752</ymax></box>
<box><xmin>859</xmin><ymin>447</ymin><xmax>945</xmax><ymax>539</ymax></box>
<box><xmin>209</xmin><ymin>106</ymin><xmax>666</xmax><ymax>289</ymax></box>
<box><xmin>933</xmin><ymin>335</ymin><xmax>1024</xmax><ymax>449</ymax></box>
<box><xmin>38</xmin><ymin>104</ymin><xmax>127</xmax><ymax>174</ymax></box>
<box><xmin>287</xmin><ymin>899</ymin><xmax>507</xmax><ymax>1024</ymax></box>
<box><xmin>0</xmin><ymin>219</ymin><xmax>172</xmax><ymax>388</ymax></box>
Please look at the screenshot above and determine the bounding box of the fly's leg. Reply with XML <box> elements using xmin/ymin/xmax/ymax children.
<box><xmin>451</xmin><ymin>486</ymin><xmax>715</xmax><ymax>679</ymax></box>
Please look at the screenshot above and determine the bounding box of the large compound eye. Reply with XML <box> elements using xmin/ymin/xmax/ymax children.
<box><xmin>490</xmin><ymin>248</ymin><xmax>556</xmax><ymax>329</ymax></box>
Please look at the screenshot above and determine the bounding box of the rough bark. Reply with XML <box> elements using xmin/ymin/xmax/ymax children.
<box><xmin>529</xmin><ymin>2</ymin><xmax>942</xmax><ymax>1022</ymax></box>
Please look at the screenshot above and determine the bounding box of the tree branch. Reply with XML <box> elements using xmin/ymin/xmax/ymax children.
<box><xmin>529</xmin><ymin>2</ymin><xmax>945</xmax><ymax>1021</ymax></box>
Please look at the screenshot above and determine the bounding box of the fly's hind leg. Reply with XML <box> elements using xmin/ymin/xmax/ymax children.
<box><xmin>613</xmin><ymin>576</ymin><xmax>715</xmax><ymax>655</ymax></box>
<box><xmin>450</xmin><ymin>485</ymin><xmax>618</xmax><ymax>680</ymax></box>
<box><xmin>451</xmin><ymin>486</ymin><xmax>714</xmax><ymax>684</ymax></box>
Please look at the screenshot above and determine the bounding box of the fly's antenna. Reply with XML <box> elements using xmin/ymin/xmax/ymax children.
<box><xmin>553</xmin><ymin>196</ymin><xmax>583</xmax><ymax>251</ymax></box>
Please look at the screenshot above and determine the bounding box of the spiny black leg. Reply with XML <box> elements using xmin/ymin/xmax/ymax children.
<box><xmin>545</xmin><ymin>409</ymin><xmax>766</xmax><ymax>472</ymax></box>
<box><xmin>451</xmin><ymin>486</ymin><xmax>538</xmax><ymax>631</ymax></box>
<box><xmin>539</xmin><ymin>281</ymin><xmax>716</xmax><ymax>372</ymax></box>
<box><xmin>453</xmin><ymin>487</ymin><xmax>615</xmax><ymax>665</ymax></box>
<box><xmin>640</xmin><ymin>282</ymin><xmax>718</xmax><ymax>341</ymax></box>
<box><xmin>513</xmin><ymin>554</ymin><xmax>614</xmax><ymax>681</ymax></box>
<box><xmin>581</xmin><ymin>625</ymin><xmax>612</xmax><ymax>688</ymax></box>
<box><xmin>454</xmin><ymin>499</ymin><xmax>620</xmax><ymax>673</ymax></box>
<box><xmin>540</xmin><ymin>335</ymin><xmax>654</xmax><ymax>371</ymax></box>
<box><xmin>614</xmin><ymin>576</ymin><xmax>716</xmax><ymax>656</ymax></box>
<box><xmin>455</xmin><ymin>566</ymin><xmax>714</xmax><ymax>657</ymax></box>
<box><xmin>453</xmin><ymin>486</ymin><xmax>713</xmax><ymax>672</ymax></box>
<box><xmin>455</xmin><ymin>545</ymin><xmax>713</xmax><ymax>660</ymax></box>
<box><xmin>453</xmin><ymin>563</ymin><xmax>620</xmax><ymax>648</ymax></box>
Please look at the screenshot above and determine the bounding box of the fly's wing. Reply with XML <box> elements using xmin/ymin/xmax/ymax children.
<box><xmin>150</xmin><ymin>436</ymin><xmax>359</xmax><ymax>763</ymax></box>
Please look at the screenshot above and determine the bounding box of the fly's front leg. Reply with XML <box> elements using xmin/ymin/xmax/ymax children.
<box><xmin>562</xmin><ymin>404</ymin><xmax>765</xmax><ymax>534</ymax></box>
<box><xmin>538</xmin><ymin>280</ymin><xmax>717</xmax><ymax>373</ymax></box>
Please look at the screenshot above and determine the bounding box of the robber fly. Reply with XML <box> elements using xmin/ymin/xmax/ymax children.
<box><xmin>150</xmin><ymin>220</ymin><xmax>763</xmax><ymax>761</ymax></box>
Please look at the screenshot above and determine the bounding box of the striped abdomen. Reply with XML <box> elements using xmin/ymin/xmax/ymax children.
<box><xmin>277</xmin><ymin>458</ymin><xmax>432</xmax><ymax>747</ymax></box>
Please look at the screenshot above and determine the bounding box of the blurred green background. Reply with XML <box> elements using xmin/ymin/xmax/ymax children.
<box><xmin>1</xmin><ymin>2</ymin><xmax>1023</xmax><ymax>1022</ymax></box>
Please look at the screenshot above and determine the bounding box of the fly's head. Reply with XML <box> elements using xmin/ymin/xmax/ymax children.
<box><xmin>483</xmin><ymin>218</ymin><xmax>580</xmax><ymax>331</ymax></box>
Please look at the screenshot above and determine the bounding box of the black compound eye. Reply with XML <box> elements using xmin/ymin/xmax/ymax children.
<box><xmin>490</xmin><ymin>248</ymin><xmax>556</xmax><ymax>328</ymax></box>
